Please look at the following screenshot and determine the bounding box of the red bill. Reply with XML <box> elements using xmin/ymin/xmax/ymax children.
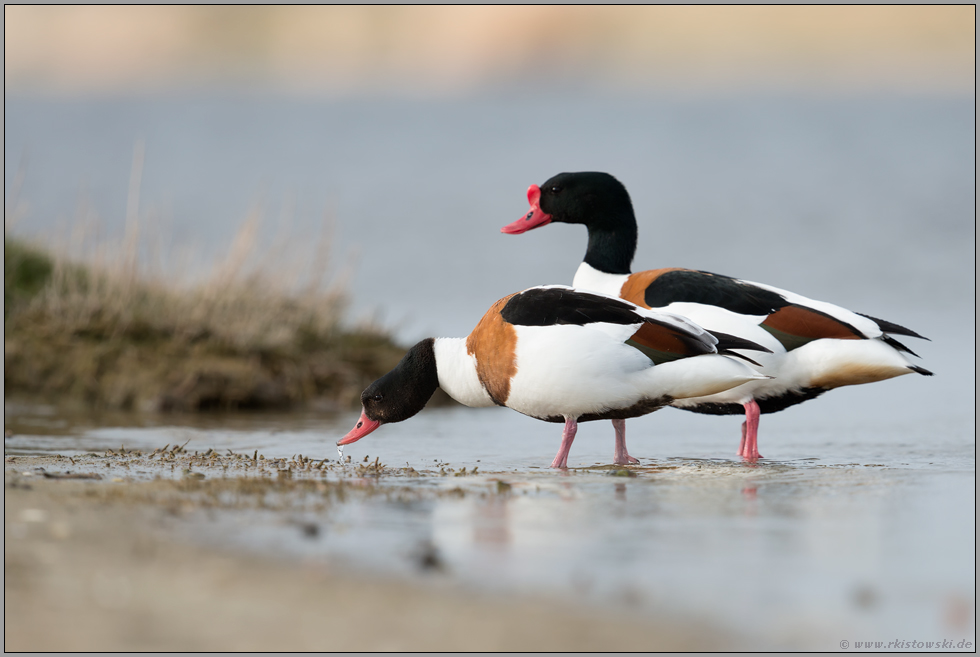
<box><xmin>501</xmin><ymin>184</ymin><xmax>552</xmax><ymax>234</ymax></box>
<box><xmin>337</xmin><ymin>409</ymin><xmax>381</xmax><ymax>446</ymax></box>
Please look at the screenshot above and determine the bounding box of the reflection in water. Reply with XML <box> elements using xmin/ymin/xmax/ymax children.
<box><xmin>472</xmin><ymin>496</ymin><xmax>510</xmax><ymax>548</ymax></box>
<box><xmin>412</xmin><ymin>540</ymin><xmax>446</xmax><ymax>573</ymax></box>
<box><xmin>943</xmin><ymin>594</ymin><xmax>973</xmax><ymax>633</ymax></box>
<box><xmin>741</xmin><ymin>485</ymin><xmax>758</xmax><ymax>517</ymax></box>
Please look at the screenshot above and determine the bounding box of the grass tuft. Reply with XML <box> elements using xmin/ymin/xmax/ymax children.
<box><xmin>4</xmin><ymin>223</ymin><xmax>408</xmax><ymax>412</ymax></box>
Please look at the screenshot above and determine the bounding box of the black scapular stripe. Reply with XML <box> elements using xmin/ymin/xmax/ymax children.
<box><xmin>644</xmin><ymin>270</ymin><xmax>788</xmax><ymax>316</ymax></box>
<box><xmin>503</xmin><ymin>287</ymin><xmax>718</xmax><ymax>361</ymax></box>
<box><xmin>501</xmin><ymin>287</ymin><xmax>644</xmax><ymax>327</ymax></box>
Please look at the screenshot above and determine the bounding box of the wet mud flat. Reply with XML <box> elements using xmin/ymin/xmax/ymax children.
<box><xmin>4</xmin><ymin>451</ymin><xmax>735</xmax><ymax>652</ymax></box>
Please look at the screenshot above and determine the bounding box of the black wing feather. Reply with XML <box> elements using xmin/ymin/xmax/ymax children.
<box><xmin>857</xmin><ymin>313</ymin><xmax>930</xmax><ymax>341</ymax></box>
<box><xmin>881</xmin><ymin>334</ymin><xmax>921</xmax><ymax>358</ymax></box>
<box><xmin>706</xmin><ymin>330</ymin><xmax>773</xmax><ymax>367</ymax></box>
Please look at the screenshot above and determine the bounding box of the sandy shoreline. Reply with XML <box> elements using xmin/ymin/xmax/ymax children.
<box><xmin>4</xmin><ymin>456</ymin><xmax>734</xmax><ymax>651</ymax></box>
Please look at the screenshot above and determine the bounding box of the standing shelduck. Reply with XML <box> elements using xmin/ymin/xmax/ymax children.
<box><xmin>338</xmin><ymin>286</ymin><xmax>770</xmax><ymax>468</ymax></box>
<box><xmin>502</xmin><ymin>172</ymin><xmax>932</xmax><ymax>461</ymax></box>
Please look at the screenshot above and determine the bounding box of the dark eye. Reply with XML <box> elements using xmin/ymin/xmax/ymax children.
<box><xmin>371</xmin><ymin>394</ymin><xmax>383</xmax><ymax>402</ymax></box>
<box><xmin>550</xmin><ymin>185</ymin><xmax>562</xmax><ymax>193</ymax></box>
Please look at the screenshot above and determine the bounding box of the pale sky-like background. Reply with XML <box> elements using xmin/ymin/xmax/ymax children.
<box><xmin>5</xmin><ymin>5</ymin><xmax>975</xmax><ymax>96</ymax></box>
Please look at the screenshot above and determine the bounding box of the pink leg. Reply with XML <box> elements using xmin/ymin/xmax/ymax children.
<box><xmin>737</xmin><ymin>422</ymin><xmax>747</xmax><ymax>457</ymax></box>
<box><xmin>740</xmin><ymin>399</ymin><xmax>762</xmax><ymax>461</ymax></box>
<box><xmin>550</xmin><ymin>417</ymin><xmax>578</xmax><ymax>469</ymax></box>
<box><xmin>612</xmin><ymin>419</ymin><xmax>640</xmax><ymax>465</ymax></box>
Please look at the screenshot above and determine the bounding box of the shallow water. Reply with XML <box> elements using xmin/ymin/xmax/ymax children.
<box><xmin>5</xmin><ymin>390</ymin><xmax>975</xmax><ymax>649</ymax></box>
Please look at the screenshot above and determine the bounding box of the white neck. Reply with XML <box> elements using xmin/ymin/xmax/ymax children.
<box><xmin>572</xmin><ymin>262</ymin><xmax>629</xmax><ymax>298</ymax></box>
<box><xmin>432</xmin><ymin>338</ymin><xmax>497</xmax><ymax>408</ymax></box>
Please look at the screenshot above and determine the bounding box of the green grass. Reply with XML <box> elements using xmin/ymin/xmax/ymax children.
<box><xmin>5</xmin><ymin>238</ymin><xmax>54</xmax><ymax>315</ymax></box>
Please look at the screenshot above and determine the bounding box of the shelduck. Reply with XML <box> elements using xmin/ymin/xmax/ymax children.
<box><xmin>338</xmin><ymin>286</ymin><xmax>770</xmax><ymax>468</ymax></box>
<box><xmin>502</xmin><ymin>172</ymin><xmax>932</xmax><ymax>461</ymax></box>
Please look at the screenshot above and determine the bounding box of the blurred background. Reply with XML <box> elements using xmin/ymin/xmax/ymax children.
<box><xmin>4</xmin><ymin>5</ymin><xmax>976</xmax><ymax>651</ymax></box>
<box><xmin>5</xmin><ymin>6</ymin><xmax>975</xmax><ymax>342</ymax></box>
<box><xmin>5</xmin><ymin>6</ymin><xmax>974</xmax><ymax>94</ymax></box>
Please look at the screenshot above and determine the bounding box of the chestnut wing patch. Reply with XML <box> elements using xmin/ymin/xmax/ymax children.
<box><xmin>626</xmin><ymin>319</ymin><xmax>715</xmax><ymax>365</ymax></box>
<box><xmin>643</xmin><ymin>269</ymin><xmax>787</xmax><ymax>316</ymax></box>
<box><xmin>760</xmin><ymin>304</ymin><xmax>864</xmax><ymax>350</ymax></box>
<box><xmin>500</xmin><ymin>287</ymin><xmax>644</xmax><ymax>327</ymax></box>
